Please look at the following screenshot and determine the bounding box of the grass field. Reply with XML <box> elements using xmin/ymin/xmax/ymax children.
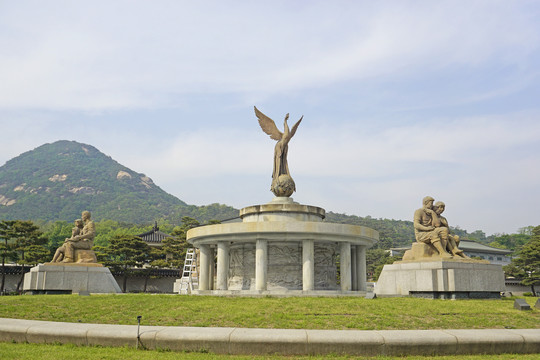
<box><xmin>0</xmin><ymin>294</ymin><xmax>538</xmax><ymax>330</ymax></box>
<box><xmin>1</xmin><ymin>342</ymin><xmax>539</xmax><ymax>360</ymax></box>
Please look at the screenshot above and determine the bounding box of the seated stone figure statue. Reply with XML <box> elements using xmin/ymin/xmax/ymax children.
<box><xmin>51</xmin><ymin>211</ymin><xmax>97</xmax><ymax>263</ymax></box>
<box><xmin>52</xmin><ymin>219</ymin><xmax>84</xmax><ymax>262</ymax></box>
<box><xmin>433</xmin><ymin>201</ymin><xmax>469</xmax><ymax>259</ymax></box>
<box><xmin>413</xmin><ymin>196</ymin><xmax>453</xmax><ymax>259</ymax></box>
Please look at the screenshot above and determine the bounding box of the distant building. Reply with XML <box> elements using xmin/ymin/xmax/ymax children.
<box><xmin>457</xmin><ymin>240</ymin><xmax>512</xmax><ymax>265</ymax></box>
<box><xmin>389</xmin><ymin>239</ymin><xmax>512</xmax><ymax>265</ymax></box>
<box><xmin>137</xmin><ymin>222</ymin><xmax>174</xmax><ymax>248</ymax></box>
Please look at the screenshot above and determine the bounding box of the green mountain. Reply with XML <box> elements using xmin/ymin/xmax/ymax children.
<box><xmin>0</xmin><ymin>140</ymin><xmax>237</xmax><ymax>223</ymax></box>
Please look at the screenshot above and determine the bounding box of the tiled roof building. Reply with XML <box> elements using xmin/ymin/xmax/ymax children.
<box><xmin>137</xmin><ymin>222</ymin><xmax>174</xmax><ymax>247</ymax></box>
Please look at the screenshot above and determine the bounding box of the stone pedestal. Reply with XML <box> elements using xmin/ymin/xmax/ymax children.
<box><xmin>23</xmin><ymin>263</ymin><xmax>122</xmax><ymax>294</ymax></box>
<box><xmin>375</xmin><ymin>260</ymin><xmax>505</xmax><ymax>299</ymax></box>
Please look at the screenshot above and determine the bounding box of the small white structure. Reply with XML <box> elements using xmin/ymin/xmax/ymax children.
<box><xmin>187</xmin><ymin>197</ymin><xmax>378</xmax><ymax>296</ymax></box>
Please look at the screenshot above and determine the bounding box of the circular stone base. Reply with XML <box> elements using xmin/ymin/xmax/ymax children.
<box><xmin>240</xmin><ymin>200</ymin><xmax>326</xmax><ymax>222</ymax></box>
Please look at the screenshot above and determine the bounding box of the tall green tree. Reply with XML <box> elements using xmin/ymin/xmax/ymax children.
<box><xmin>11</xmin><ymin>220</ymin><xmax>49</xmax><ymax>291</ymax></box>
<box><xmin>150</xmin><ymin>237</ymin><xmax>186</xmax><ymax>269</ymax></box>
<box><xmin>504</xmin><ymin>225</ymin><xmax>540</xmax><ymax>295</ymax></box>
<box><xmin>96</xmin><ymin>235</ymin><xmax>152</xmax><ymax>292</ymax></box>
<box><xmin>0</xmin><ymin>220</ymin><xmax>18</xmax><ymax>293</ymax></box>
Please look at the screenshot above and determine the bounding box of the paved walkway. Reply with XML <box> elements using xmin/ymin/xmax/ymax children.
<box><xmin>1</xmin><ymin>318</ymin><xmax>539</xmax><ymax>356</ymax></box>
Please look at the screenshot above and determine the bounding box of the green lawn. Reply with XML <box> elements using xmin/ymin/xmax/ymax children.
<box><xmin>1</xmin><ymin>342</ymin><xmax>539</xmax><ymax>360</ymax></box>
<box><xmin>0</xmin><ymin>294</ymin><xmax>538</xmax><ymax>330</ymax></box>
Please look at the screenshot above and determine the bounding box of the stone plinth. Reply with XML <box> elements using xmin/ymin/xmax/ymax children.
<box><xmin>375</xmin><ymin>260</ymin><xmax>505</xmax><ymax>299</ymax></box>
<box><xmin>23</xmin><ymin>263</ymin><xmax>122</xmax><ymax>294</ymax></box>
<box><xmin>240</xmin><ymin>198</ymin><xmax>325</xmax><ymax>222</ymax></box>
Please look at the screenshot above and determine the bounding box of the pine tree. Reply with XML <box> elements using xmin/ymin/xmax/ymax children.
<box><xmin>0</xmin><ymin>221</ymin><xmax>18</xmax><ymax>293</ymax></box>
<box><xmin>11</xmin><ymin>220</ymin><xmax>49</xmax><ymax>291</ymax></box>
<box><xmin>97</xmin><ymin>235</ymin><xmax>152</xmax><ymax>292</ymax></box>
<box><xmin>505</xmin><ymin>225</ymin><xmax>540</xmax><ymax>294</ymax></box>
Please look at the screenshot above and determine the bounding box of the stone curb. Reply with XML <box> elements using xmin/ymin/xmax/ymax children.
<box><xmin>1</xmin><ymin>318</ymin><xmax>539</xmax><ymax>356</ymax></box>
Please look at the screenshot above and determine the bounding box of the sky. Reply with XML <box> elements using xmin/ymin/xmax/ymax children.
<box><xmin>0</xmin><ymin>1</ymin><xmax>539</xmax><ymax>236</ymax></box>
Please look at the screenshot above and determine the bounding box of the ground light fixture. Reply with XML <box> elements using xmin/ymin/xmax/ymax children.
<box><xmin>136</xmin><ymin>315</ymin><xmax>142</xmax><ymax>349</ymax></box>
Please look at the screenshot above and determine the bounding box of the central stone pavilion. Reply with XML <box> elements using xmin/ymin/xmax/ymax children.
<box><xmin>187</xmin><ymin>107</ymin><xmax>378</xmax><ymax>295</ymax></box>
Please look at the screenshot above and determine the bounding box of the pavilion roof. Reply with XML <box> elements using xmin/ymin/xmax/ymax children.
<box><xmin>137</xmin><ymin>222</ymin><xmax>174</xmax><ymax>244</ymax></box>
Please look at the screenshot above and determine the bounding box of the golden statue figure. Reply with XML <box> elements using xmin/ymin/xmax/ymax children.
<box><xmin>255</xmin><ymin>106</ymin><xmax>303</xmax><ymax>197</ymax></box>
<box><xmin>51</xmin><ymin>211</ymin><xmax>97</xmax><ymax>263</ymax></box>
<box><xmin>409</xmin><ymin>196</ymin><xmax>469</xmax><ymax>260</ymax></box>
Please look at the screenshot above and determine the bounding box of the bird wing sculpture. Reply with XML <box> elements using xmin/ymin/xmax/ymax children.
<box><xmin>254</xmin><ymin>106</ymin><xmax>282</xmax><ymax>141</ymax></box>
<box><xmin>290</xmin><ymin>116</ymin><xmax>303</xmax><ymax>138</ymax></box>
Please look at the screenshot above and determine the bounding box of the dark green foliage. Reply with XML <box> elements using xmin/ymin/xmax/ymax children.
<box><xmin>487</xmin><ymin>232</ymin><xmax>531</xmax><ymax>254</ymax></box>
<box><xmin>23</xmin><ymin>245</ymin><xmax>50</xmax><ymax>266</ymax></box>
<box><xmin>158</xmin><ymin>217</ymin><xmax>201</xmax><ymax>269</ymax></box>
<box><xmin>41</xmin><ymin>221</ymin><xmax>72</xmax><ymax>252</ymax></box>
<box><xmin>0</xmin><ymin>220</ymin><xmax>49</xmax><ymax>291</ymax></box>
<box><xmin>0</xmin><ymin>140</ymin><xmax>237</xmax><ymax>224</ymax></box>
<box><xmin>12</xmin><ymin>220</ymin><xmax>49</xmax><ymax>264</ymax></box>
<box><xmin>504</xmin><ymin>225</ymin><xmax>540</xmax><ymax>294</ymax></box>
<box><xmin>96</xmin><ymin>234</ymin><xmax>153</xmax><ymax>292</ymax></box>
<box><xmin>0</xmin><ymin>220</ymin><xmax>18</xmax><ymax>292</ymax></box>
<box><xmin>326</xmin><ymin>212</ymin><xmax>415</xmax><ymax>249</ymax></box>
<box><xmin>366</xmin><ymin>248</ymin><xmax>402</xmax><ymax>281</ymax></box>
<box><xmin>150</xmin><ymin>236</ymin><xmax>188</xmax><ymax>270</ymax></box>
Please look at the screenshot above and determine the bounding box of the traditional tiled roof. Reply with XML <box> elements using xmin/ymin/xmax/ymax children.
<box><xmin>458</xmin><ymin>240</ymin><xmax>512</xmax><ymax>254</ymax></box>
<box><xmin>137</xmin><ymin>222</ymin><xmax>174</xmax><ymax>244</ymax></box>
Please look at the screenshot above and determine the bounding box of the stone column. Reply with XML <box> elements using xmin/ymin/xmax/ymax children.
<box><xmin>302</xmin><ymin>239</ymin><xmax>315</xmax><ymax>291</ymax></box>
<box><xmin>255</xmin><ymin>239</ymin><xmax>268</xmax><ymax>291</ymax></box>
<box><xmin>356</xmin><ymin>245</ymin><xmax>367</xmax><ymax>291</ymax></box>
<box><xmin>217</xmin><ymin>241</ymin><xmax>229</xmax><ymax>290</ymax></box>
<box><xmin>351</xmin><ymin>246</ymin><xmax>357</xmax><ymax>291</ymax></box>
<box><xmin>198</xmin><ymin>244</ymin><xmax>210</xmax><ymax>291</ymax></box>
<box><xmin>208</xmin><ymin>247</ymin><xmax>215</xmax><ymax>290</ymax></box>
<box><xmin>340</xmin><ymin>242</ymin><xmax>352</xmax><ymax>291</ymax></box>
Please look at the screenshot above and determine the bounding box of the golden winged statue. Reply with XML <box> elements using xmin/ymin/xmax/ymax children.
<box><xmin>254</xmin><ymin>106</ymin><xmax>303</xmax><ymax>197</ymax></box>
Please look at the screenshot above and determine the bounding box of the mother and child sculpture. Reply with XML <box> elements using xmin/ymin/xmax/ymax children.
<box><xmin>51</xmin><ymin>210</ymin><xmax>97</xmax><ymax>264</ymax></box>
<box><xmin>406</xmin><ymin>196</ymin><xmax>469</xmax><ymax>260</ymax></box>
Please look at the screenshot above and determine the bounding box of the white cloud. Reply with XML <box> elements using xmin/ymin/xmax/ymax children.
<box><xmin>1</xmin><ymin>1</ymin><xmax>538</xmax><ymax>109</ymax></box>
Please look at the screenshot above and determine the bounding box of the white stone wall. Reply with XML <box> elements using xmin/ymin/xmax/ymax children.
<box><xmin>2</xmin><ymin>272</ymin><xmax>177</xmax><ymax>294</ymax></box>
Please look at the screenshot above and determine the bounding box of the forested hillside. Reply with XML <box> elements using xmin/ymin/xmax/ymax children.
<box><xmin>0</xmin><ymin>141</ymin><xmax>236</xmax><ymax>223</ymax></box>
<box><xmin>325</xmin><ymin>212</ymin><xmax>415</xmax><ymax>248</ymax></box>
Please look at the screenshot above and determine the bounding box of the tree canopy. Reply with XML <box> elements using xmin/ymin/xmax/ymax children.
<box><xmin>95</xmin><ymin>234</ymin><xmax>153</xmax><ymax>292</ymax></box>
<box><xmin>0</xmin><ymin>220</ymin><xmax>49</xmax><ymax>292</ymax></box>
<box><xmin>504</xmin><ymin>225</ymin><xmax>540</xmax><ymax>294</ymax></box>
